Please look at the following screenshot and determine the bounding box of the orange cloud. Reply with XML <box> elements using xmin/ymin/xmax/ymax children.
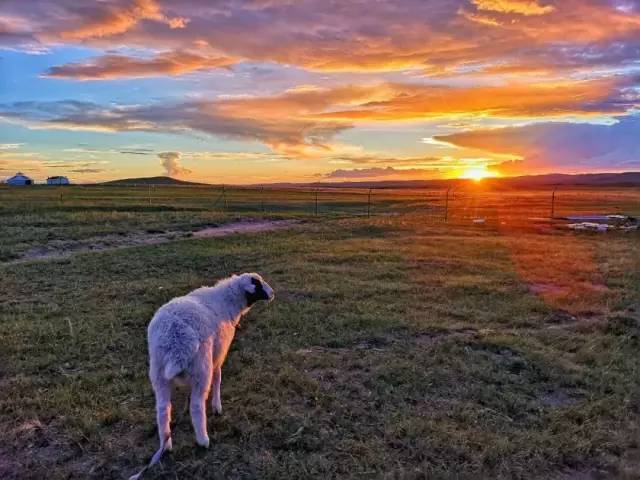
<box><xmin>58</xmin><ymin>0</ymin><xmax>186</xmax><ymax>40</ymax></box>
<box><xmin>45</xmin><ymin>51</ymin><xmax>236</xmax><ymax>80</ymax></box>
<box><xmin>460</xmin><ymin>11</ymin><xmax>503</xmax><ymax>27</ymax></box>
<box><xmin>5</xmin><ymin>0</ymin><xmax>640</xmax><ymax>76</ymax></box>
<box><xmin>311</xmin><ymin>77</ymin><xmax>635</xmax><ymax>121</ymax></box>
<box><xmin>472</xmin><ymin>0</ymin><xmax>555</xmax><ymax>16</ymax></box>
<box><xmin>1</xmin><ymin>76</ymin><xmax>636</xmax><ymax>156</ymax></box>
<box><xmin>212</xmin><ymin>76</ymin><xmax>634</xmax><ymax>129</ymax></box>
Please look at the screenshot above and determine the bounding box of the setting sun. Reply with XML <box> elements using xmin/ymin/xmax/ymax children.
<box><xmin>460</xmin><ymin>167</ymin><xmax>493</xmax><ymax>181</ymax></box>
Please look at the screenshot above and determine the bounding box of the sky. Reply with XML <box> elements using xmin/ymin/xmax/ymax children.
<box><xmin>0</xmin><ymin>0</ymin><xmax>639</xmax><ymax>184</ymax></box>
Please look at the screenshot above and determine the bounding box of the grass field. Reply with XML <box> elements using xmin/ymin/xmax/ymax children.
<box><xmin>1</xmin><ymin>185</ymin><xmax>639</xmax><ymax>479</ymax></box>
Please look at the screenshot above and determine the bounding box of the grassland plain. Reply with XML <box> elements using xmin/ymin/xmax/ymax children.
<box><xmin>1</xmin><ymin>187</ymin><xmax>639</xmax><ymax>479</ymax></box>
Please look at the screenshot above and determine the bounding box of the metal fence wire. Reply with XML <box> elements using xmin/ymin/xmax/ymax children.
<box><xmin>1</xmin><ymin>185</ymin><xmax>639</xmax><ymax>225</ymax></box>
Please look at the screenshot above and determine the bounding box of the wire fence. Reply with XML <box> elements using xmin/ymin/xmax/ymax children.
<box><xmin>1</xmin><ymin>184</ymin><xmax>639</xmax><ymax>226</ymax></box>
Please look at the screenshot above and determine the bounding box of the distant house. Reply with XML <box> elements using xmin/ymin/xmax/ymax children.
<box><xmin>47</xmin><ymin>176</ymin><xmax>70</xmax><ymax>185</ymax></box>
<box><xmin>6</xmin><ymin>172</ymin><xmax>33</xmax><ymax>185</ymax></box>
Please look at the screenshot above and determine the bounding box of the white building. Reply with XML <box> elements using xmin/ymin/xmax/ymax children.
<box><xmin>6</xmin><ymin>172</ymin><xmax>34</xmax><ymax>185</ymax></box>
<box><xmin>47</xmin><ymin>176</ymin><xmax>70</xmax><ymax>185</ymax></box>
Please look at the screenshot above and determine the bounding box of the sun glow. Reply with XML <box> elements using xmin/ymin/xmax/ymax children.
<box><xmin>460</xmin><ymin>166</ymin><xmax>494</xmax><ymax>181</ymax></box>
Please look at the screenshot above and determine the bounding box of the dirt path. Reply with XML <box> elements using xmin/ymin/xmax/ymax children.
<box><xmin>9</xmin><ymin>219</ymin><xmax>299</xmax><ymax>264</ymax></box>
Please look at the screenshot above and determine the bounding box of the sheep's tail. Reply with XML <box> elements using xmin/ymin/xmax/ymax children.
<box><xmin>128</xmin><ymin>434</ymin><xmax>171</xmax><ymax>480</ymax></box>
<box><xmin>161</xmin><ymin>324</ymin><xmax>200</xmax><ymax>380</ymax></box>
<box><xmin>163</xmin><ymin>360</ymin><xmax>183</xmax><ymax>381</ymax></box>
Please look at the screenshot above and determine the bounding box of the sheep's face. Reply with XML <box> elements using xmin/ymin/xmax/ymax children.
<box><xmin>242</xmin><ymin>273</ymin><xmax>275</xmax><ymax>306</ymax></box>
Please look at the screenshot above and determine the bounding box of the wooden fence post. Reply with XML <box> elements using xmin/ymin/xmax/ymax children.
<box><xmin>551</xmin><ymin>189</ymin><xmax>556</xmax><ymax>219</ymax></box>
<box><xmin>261</xmin><ymin>186</ymin><xmax>265</xmax><ymax>213</ymax></box>
<box><xmin>148</xmin><ymin>184</ymin><xmax>151</xmax><ymax>206</ymax></box>
<box><xmin>223</xmin><ymin>185</ymin><xmax>228</xmax><ymax>210</ymax></box>
<box><xmin>314</xmin><ymin>189</ymin><xmax>318</xmax><ymax>216</ymax></box>
<box><xmin>444</xmin><ymin>187</ymin><xmax>451</xmax><ymax>222</ymax></box>
<box><xmin>367</xmin><ymin>188</ymin><xmax>372</xmax><ymax>218</ymax></box>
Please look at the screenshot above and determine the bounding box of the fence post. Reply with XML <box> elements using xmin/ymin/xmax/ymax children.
<box><xmin>367</xmin><ymin>188</ymin><xmax>372</xmax><ymax>218</ymax></box>
<box><xmin>223</xmin><ymin>184</ymin><xmax>228</xmax><ymax>210</ymax></box>
<box><xmin>148</xmin><ymin>184</ymin><xmax>152</xmax><ymax>206</ymax></box>
<box><xmin>551</xmin><ymin>188</ymin><xmax>556</xmax><ymax>219</ymax></box>
<box><xmin>59</xmin><ymin>187</ymin><xmax>63</xmax><ymax>205</ymax></box>
<box><xmin>261</xmin><ymin>186</ymin><xmax>265</xmax><ymax>214</ymax></box>
<box><xmin>444</xmin><ymin>187</ymin><xmax>451</xmax><ymax>222</ymax></box>
<box><xmin>314</xmin><ymin>189</ymin><xmax>318</xmax><ymax>216</ymax></box>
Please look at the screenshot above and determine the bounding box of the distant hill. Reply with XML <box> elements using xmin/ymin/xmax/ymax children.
<box><xmin>96</xmin><ymin>172</ymin><xmax>640</xmax><ymax>188</ymax></box>
<box><xmin>494</xmin><ymin>172</ymin><xmax>640</xmax><ymax>187</ymax></box>
<box><xmin>100</xmin><ymin>176</ymin><xmax>210</xmax><ymax>186</ymax></box>
<box><xmin>262</xmin><ymin>172</ymin><xmax>640</xmax><ymax>189</ymax></box>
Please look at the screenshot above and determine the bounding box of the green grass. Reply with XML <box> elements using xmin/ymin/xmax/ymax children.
<box><xmin>0</xmin><ymin>188</ymin><xmax>639</xmax><ymax>479</ymax></box>
<box><xmin>0</xmin><ymin>185</ymin><xmax>413</xmax><ymax>261</ymax></box>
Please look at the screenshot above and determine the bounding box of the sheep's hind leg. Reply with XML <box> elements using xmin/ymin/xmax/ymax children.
<box><xmin>189</xmin><ymin>346</ymin><xmax>213</xmax><ymax>448</ymax></box>
<box><xmin>154</xmin><ymin>377</ymin><xmax>173</xmax><ymax>452</ymax></box>
<box><xmin>128</xmin><ymin>381</ymin><xmax>172</xmax><ymax>480</ymax></box>
<box><xmin>190</xmin><ymin>382</ymin><xmax>211</xmax><ymax>447</ymax></box>
<box><xmin>211</xmin><ymin>366</ymin><xmax>222</xmax><ymax>415</ymax></box>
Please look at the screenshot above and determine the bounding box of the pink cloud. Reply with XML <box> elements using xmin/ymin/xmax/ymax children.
<box><xmin>57</xmin><ymin>0</ymin><xmax>185</xmax><ymax>41</ymax></box>
<box><xmin>322</xmin><ymin>166</ymin><xmax>439</xmax><ymax>179</ymax></box>
<box><xmin>2</xmin><ymin>0</ymin><xmax>640</xmax><ymax>76</ymax></box>
<box><xmin>435</xmin><ymin>115</ymin><xmax>640</xmax><ymax>174</ymax></box>
<box><xmin>45</xmin><ymin>51</ymin><xmax>236</xmax><ymax>80</ymax></box>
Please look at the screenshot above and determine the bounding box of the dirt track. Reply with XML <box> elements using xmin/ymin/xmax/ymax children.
<box><xmin>10</xmin><ymin>219</ymin><xmax>298</xmax><ymax>263</ymax></box>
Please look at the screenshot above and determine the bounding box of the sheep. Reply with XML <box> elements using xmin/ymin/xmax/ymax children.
<box><xmin>130</xmin><ymin>273</ymin><xmax>274</xmax><ymax>480</ymax></box>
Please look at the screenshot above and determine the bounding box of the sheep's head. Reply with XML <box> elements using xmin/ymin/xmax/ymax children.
<box><xmin>239</xmin><ymin>273</ymin><xmax>274</xmax><ymax>306</ymax></box>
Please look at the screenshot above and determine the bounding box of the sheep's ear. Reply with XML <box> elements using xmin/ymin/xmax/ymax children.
<box><xmin>244</xmin><ymin>276</ymin><xmax>257</xmax><ymax>293</ymax></box>
<box><xmin>245</xmin><ymin>277</ymin><xmax>269</xmax><ymax>305</ymax></box>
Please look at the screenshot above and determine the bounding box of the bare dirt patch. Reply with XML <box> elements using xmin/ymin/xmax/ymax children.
<box><xmin>192</xmin><ymin>220</ymin><xmax>296</xmax><ymax>238</ymax></box>
<box><xmin>537</xmin><ymin>389</ymin><xmax>583</xmax><ymax>408</ymax></box>
<box><xmin>9</xmin><ymin>219</ymin><xmax>298</xmax><ymax>264</ymax></box>
<box><xmin>413</xmin><ymin>328</ymin><xmax>478</xmax><ymax>346</ymax></box>
<box><xmin>545</xmin><ymin>309</ymin><xmax>578</xmax><ymax>324</ymax></box>
<box><xmin>0</xmin><ymin>447</ymin><xmax>19</xmax><ymax>479</ymax></box>
<box><xmin>295</xmin><ymin>328</ymin><xmax>479</xmax><ymax>356</ymax></box>
<box><xmin>530</xmin><ymin>282</ymin><xmax>568</xmax><ymax>296</ymax></box>
<box><xmin>552</xmin><ymin>468</ymin><xmax>610</xmax><ymax>480</ymax></box>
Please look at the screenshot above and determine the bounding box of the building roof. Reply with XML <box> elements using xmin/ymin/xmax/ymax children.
<box><xmin>8</xmin><ymin>172</ymin><xmax>32</xmax><ymax>180</ymax></box>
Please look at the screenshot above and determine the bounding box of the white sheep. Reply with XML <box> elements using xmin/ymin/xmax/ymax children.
<box><xmin>130</xmin><ymin>273</ymin><xmax>274</xmax><ymax>480</ymax></box>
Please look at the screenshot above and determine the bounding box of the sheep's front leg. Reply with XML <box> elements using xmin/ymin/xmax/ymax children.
<box><xmin>211</xmin><ymin>366</ymin><xmax>222</xmax><ymax>415</ymax></box>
